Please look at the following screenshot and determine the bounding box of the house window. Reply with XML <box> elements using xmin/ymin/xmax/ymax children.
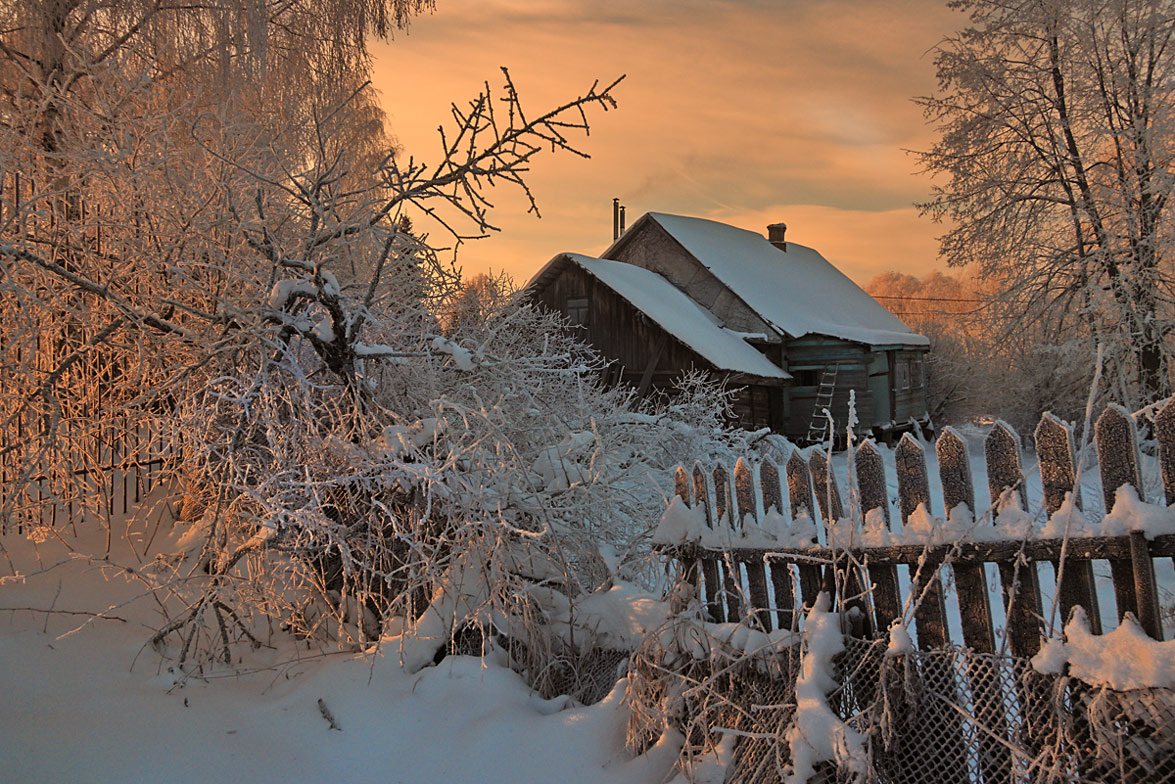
<box><xmin>566</xmin><ymin>297</ymin><xmax>589</xmax><ymax>327</ymax></box>
<box><xmin>794</xmin><ymin>369</ymin><xmax>821</xmax><ymax>387</ymax></box>
<box><xmin>911</xmin><ymin>357</ymin><xmax>924</xmax><ymax>389</ymax></box>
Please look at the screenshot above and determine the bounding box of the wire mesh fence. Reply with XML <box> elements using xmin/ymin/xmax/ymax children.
<box><xmin>627</xmin><ymin>624</ymin><xmax>1175</xmax><ymax>783</ymax></box>
<box><xmin>496</xmin><ymin>632</ymin><xmax>631</xmax><ymax>706</ymax></box>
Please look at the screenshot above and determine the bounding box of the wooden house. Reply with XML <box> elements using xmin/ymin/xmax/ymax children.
<box><xmin>524</xmin><ymin>212</ymin><xmax>930</xmax><ymax>442</ymax></box>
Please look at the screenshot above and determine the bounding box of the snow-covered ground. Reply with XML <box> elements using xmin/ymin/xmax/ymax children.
<box><xmin>4</xmin><ymin>425</ymin><xmax>1174</xmax><ymax>783</ymax></box>
<box><xmin>0</xmin><ymin>508</ymin><xmax>679</xmax><ymax>784</ymax></box>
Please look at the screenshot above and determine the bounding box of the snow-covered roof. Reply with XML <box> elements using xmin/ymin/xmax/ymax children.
<box><xmin>534</xmin><ymin>253</ymin><xmax>790</xmax><ymax>382</ymax></box>
<box><xmin>610</xmin><ymin>213</ymin><xmax>929</xmax><ymax>348</ymax></box>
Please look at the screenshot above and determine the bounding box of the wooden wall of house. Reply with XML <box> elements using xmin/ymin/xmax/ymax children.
<box><xmin>890</xmin><ymin>348</ymin><xmax>929</xmax><ymax>424</ymax></box>
<box><xmin>730</xmin><ymin>383</ymin><xmax>785</xmax><ymax>432</ymax></box>
<box><xmin>782</xmin><ymin>336</ymin><xmax>874</xmax><ymax>439</ymax></box>
<box><xmin>529</xmin><ymin>262</ymin><xmax>785</xmax><ymax>431</ymax></box>
<box><xmin>608</xmin><ymin>221</ymin><xmax>776</xmax><ymax>338</ymax></box>
<box><xmin>529</xmin><ymin>263</ymin><xmax>711</xmax><ymax>393</ymax></box>
<box><xmin>779</xmin><ymin>338</ymin><xmax>930</xmax><ymax>439</ymax></box>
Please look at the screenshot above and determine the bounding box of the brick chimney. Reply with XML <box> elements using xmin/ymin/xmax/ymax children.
<box><xmin>767</xmin><ymin>222</ymin><xmax>787</xmax><ymax>252</ymax></box>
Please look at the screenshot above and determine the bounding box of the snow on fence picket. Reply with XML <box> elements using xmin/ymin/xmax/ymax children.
<box><xmin>655</xmin><ymin>403</ymin><xmax>1175</xmax><ymax>652</ymax></box>
<box><xmin>642</xmin><ymin>402</ymin><xmax>1175</xmax><ymax>783</ymax></box>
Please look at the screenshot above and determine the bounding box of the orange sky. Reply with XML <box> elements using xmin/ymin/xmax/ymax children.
<box><xmin>370</xmin><ymin>0</ymin><xmax>963</xmax><ymax>288</ymax></box>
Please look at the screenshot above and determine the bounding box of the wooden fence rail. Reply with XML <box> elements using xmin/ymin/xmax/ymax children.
<box><xmin>658</xmin><ymin>402</ymin><xmax>1175</xmax><ymax>655</ymax></box>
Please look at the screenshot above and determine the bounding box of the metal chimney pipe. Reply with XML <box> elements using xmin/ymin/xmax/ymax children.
<box><xmin>613</xmin><ymin>198</ymin><xmax>619</xmax><ymax>241</ymax></box>
<box><xmin>619</xmin><ymin>205</ymin><xmax>626</xmax><ymax>236</ymax></box>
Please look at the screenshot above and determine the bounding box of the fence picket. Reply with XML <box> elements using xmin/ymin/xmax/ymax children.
<box><xmin>674</xmin><ymin>465</ymin><xmax>691</xmax><ymax>503</ymax></box>
<box><xmin>985</xmin><ymin>422</ymin><xmax>1044</xmax><ymax>658</ymax></box>
<box><xmin>1156</xmin><ymin>398</ymin><xmax>1175</xmax><ymax>592</ymax></box>
<box><xmin>673</xmin><ymin>466</ymin><xmax>700</xmax><ymax>610</ymax></box>
<box><xmin>937</xmin><ymin>427</ymin><xmax>1013</xmax><ymax>784</ymax></box>
<box><xmin>1095</xmin><ymin>406</ymin><xmax>1162</xmax><ymax>639</ymax></box>
<box><xmin>808</xmin><ymin>448</ymin><xmax>843</xmax><ymax>523</ymax></box>
<box><xmin>760</xmin><ymin>460</ymin><xmax>784</xmax><ymax>515</ymax></box>
<box><xmin>1158</xmin><ymin>398</ymin><xmax>1175</xmax><ymax>506</ymax></box>
<box><xmin>713</xmin><ymin>463</ymin><xmax>742</xmax><ymax>623</ymax></box>
<box><xmin>735</xmin><ymin>458</ymin><xmax>771</xmax><ymax>629</ymax></box>
<box><xmin>810</xmin><ymin>447</ymin><xmax>857</xmax><ymax>623</ymax></box>
<box><xmin>1035</xmin><ymin>413</ymin><xmax>1102</xmax><ymax>635</ymax></box>
<box><xmin>784</xmin><ymin>450</ymin><xmax>823</xmax><ymax>609</ymax></box>
<box><xmin>937</xmin><ymin>427</ymin><xmax>997</xmax><ymax>654</ymax></box>
<box><xmin>854</xmin><ymin>440</ymin><xmax>902</xmax><ymax>633</ymax></box>
<box><xmin>693</xmin><ymin>463</ymin><xmax>724</xmax><ymax>623</ymax></box>
<box><xmin>759</xmin><ymin>461</ymin><xmax>795</xmax><ymax>630</ymax></box>
<box><xmin>896</xmin><ymin>434</ymin><xmax>950</xmax><ymax>649</ymax></box>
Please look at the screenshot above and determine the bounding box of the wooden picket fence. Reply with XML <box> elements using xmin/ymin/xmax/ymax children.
<box><xmin>660</xmin><ymin>402</ymin><xmax>1175</xmax><ymax>655</ymax></box>
<box><xmin>0</xmin><ymin>415</ymin><xmax>174</xmax><ymax>535</ymax></box>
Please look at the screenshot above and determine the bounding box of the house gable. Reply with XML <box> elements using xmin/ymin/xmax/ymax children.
<box><xmin>602</xmin><ymin>214</ymin><xmax>777</xmax><ymax>340</ymax></box>
<box><xmin>525</xmin><ymin>253</ymin><xmax>789</xmax><ymax>386</ymax></box>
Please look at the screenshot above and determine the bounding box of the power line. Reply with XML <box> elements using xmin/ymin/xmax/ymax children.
<box><xmin>889</xmin><ymin>310</ymin><xmax>986</xmax><ymax>316</ymax></box>
<box><xmin>872</xmin><ymin>294</ymin><xmax>985</xmax><ymax>303</ymax></box>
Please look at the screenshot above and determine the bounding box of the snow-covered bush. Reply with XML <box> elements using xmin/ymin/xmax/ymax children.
<box><xmin>158</xmin><ymin>252</ymin><xmax>753</xmax><ymax>671</ymax></box>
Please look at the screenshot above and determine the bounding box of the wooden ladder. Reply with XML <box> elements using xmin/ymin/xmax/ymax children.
<box><xmin>805</xmin><ymin>364</ymin><xmax>839</xmax><ymax>444</ymax></box>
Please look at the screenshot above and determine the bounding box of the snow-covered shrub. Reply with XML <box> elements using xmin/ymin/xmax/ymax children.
<box><xmin>148</xmin><ymin>244</ymin><xmax>755</xmax><ymax>672</ymax></box>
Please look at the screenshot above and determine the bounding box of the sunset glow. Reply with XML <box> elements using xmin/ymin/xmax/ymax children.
<box><xmin>371</xmin><ymin>0</ymin><xmax>961</xmax><ymax>286</ymax></box>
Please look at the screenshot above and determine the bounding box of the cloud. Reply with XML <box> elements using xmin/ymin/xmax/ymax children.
<box><xmin>371</xmin><ymin>0</ymin><xmax>962</xmax><ymax>286</ymax></box>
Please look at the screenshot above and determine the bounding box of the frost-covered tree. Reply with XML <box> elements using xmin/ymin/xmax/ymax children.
<box><xmin>0</xmin><ymin>0</ymin><xmax>745</xmax><ymax>680</ymax></box>
<box><xmin>917</xmin><ymin>0</ymin><xmax>1175</xmax><ymax>406</ymax></box>
<box><xmin>0</xmin><ymin>0</ymin><xmax>428</xmax><ymax>527</ymax></box>
<box><xmin>868</xmin><ymin>270</ymin><xmax>1104</xmax><ymax>430</ymax></box>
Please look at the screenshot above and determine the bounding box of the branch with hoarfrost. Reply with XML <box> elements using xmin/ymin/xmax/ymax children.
<box><xmin>374</xmin><ymin>69</ymin><xmax>624</xmax><ymax>237</ymax></box>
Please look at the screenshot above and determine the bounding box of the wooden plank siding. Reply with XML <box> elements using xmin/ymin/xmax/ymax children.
<box><xmin>730</xmin><ymin>383</ymin><xmax>785</xmax><ymax>432</ymax></box>
<box><xmin>781</xmin><ymin>337</ymin><xmax>874</xmax><ymax>440</ymax></box>
<box><xmin>530</xmin><ymin>265</ymin><xmax>786</xmax><ymax>430</ymax></box>
<box><xmin>890</xmin><ymin>348</ymin><xmax>929</xmax><ymax>424</ymax></box>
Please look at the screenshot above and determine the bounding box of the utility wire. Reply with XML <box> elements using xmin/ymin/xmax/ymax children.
<box><xmin>872</xmin><ymin>294</ymin><xmax>985</xmax><ymax>303</ymax></box>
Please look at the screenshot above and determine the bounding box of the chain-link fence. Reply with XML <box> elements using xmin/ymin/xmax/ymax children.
<box><xmin>627</xmin><ymin>623</ymin><xmax>1175</xmax><ymax>783</ymax></box>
